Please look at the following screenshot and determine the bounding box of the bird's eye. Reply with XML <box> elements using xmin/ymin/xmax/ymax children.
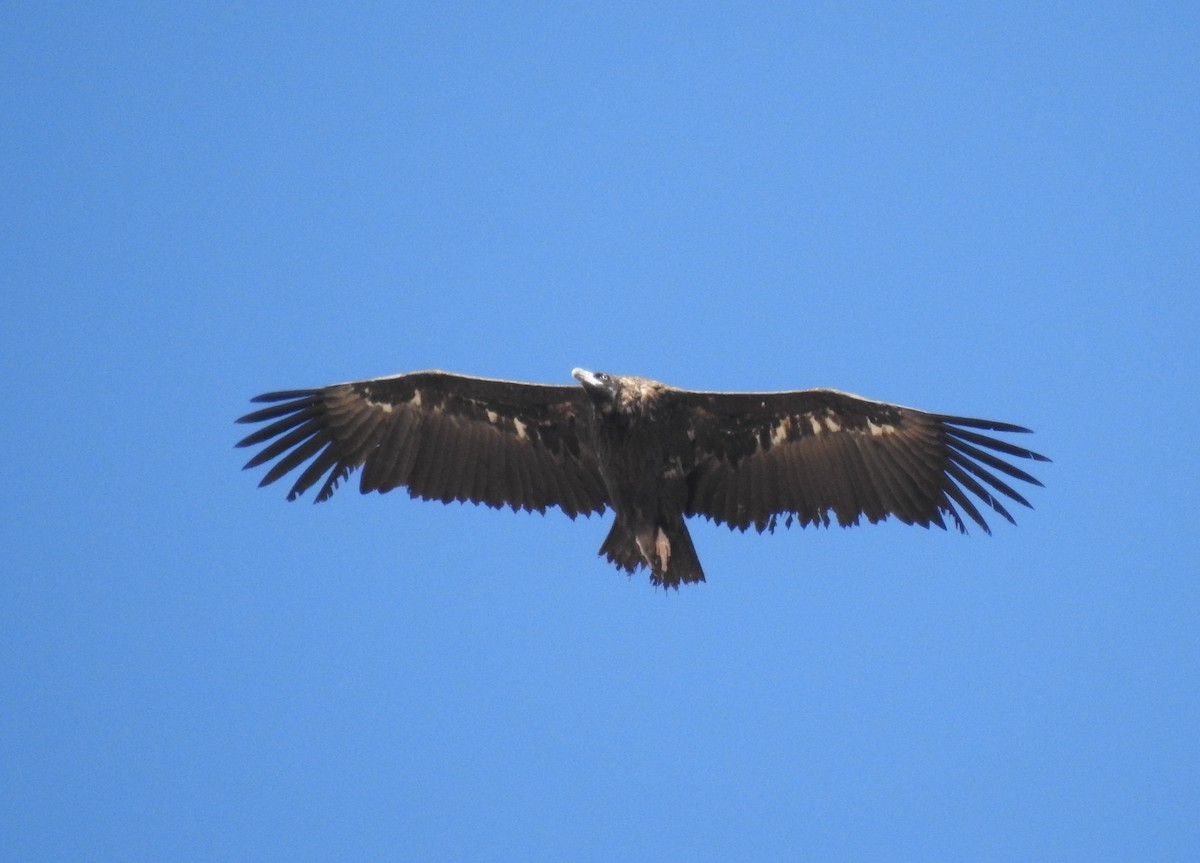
<box><xmin>598</xmin><ymin>373</ymin><xmax>611</xmax><ymax>382</ymax></box>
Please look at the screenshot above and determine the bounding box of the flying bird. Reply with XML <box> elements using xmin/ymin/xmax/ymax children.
<box><xmin>236</xmin><ymin>369</ymin><xmax>1048</xmax><ymax>587</ymax></box>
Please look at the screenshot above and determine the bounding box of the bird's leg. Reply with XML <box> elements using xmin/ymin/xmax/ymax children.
<box><xmin>654</xmin><ymin>527</ymin><xmax>671</xmax><ymax>573</ymax></box>
<box><xmin>633</xmin><ymin>524</ymin><xmax>673</xmax><ymax>573</ymax></box>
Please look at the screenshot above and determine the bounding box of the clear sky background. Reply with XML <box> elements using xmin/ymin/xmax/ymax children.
<box><xmin>3</xmin><ymin>3</ymin><xmax>1197</xmax><ymax>861</ymax></box>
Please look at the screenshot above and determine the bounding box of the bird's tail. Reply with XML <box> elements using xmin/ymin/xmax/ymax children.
<box><xmin>598</xmin><ymin>517</ymin><xmax>705</xmax><ymax>588</ymax></box>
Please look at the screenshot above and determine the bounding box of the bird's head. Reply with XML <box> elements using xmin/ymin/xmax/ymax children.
<box><xmin>573</xmin><ymin>368</ymin><xmax>668</xmax><ymax>418</ymax></box>
<box><xmin>572</xmin><ymin>368</ymin><xmax>621</xmax><ymax>406</ymax></box>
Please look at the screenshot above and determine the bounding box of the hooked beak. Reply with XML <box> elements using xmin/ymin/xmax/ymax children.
<box><xmin>572</xmin><ymin>368</ymin><xmax>599</xmax><ymax>387</ymax></box>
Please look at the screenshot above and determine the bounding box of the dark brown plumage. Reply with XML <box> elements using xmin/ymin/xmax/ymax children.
<box><xmin>236</xmin><ymin>368</ymin><xmax>1048</xmax><ymax>587</ymax></box>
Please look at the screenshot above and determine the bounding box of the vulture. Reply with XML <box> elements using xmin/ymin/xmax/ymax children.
<box><xmin>236</xmin><ymin>369</ymin><xmax>1048</xmax><ymax>587</ymax></box>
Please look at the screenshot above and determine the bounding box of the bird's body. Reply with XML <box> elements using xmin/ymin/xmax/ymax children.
<box><xmin>237</xmin><ymin>368</ymin><xmax>1048</xmax><ymax>587</ymax></box>
<box><xmin>571</xmin><ymin>371</ymin><xmax>706</xmax><ymax>583</ymax></box>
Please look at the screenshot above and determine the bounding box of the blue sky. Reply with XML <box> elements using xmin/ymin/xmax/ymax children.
<box><xmin>3</xmin><ymin>3</ymin><xmax>1198</xmax><ymax>860</ymax></box>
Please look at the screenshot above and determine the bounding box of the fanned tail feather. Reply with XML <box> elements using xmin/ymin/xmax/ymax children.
<box><xmin>598</xmin><ymin>518</ymin><xmax>705</xmax><ymax>589</ymax></box>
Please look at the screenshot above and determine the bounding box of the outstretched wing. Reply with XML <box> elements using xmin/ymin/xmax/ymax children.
<box><xmin>682</xmin><ymin>388</ymin><xmax>1048</xmax><ymax>534</ymax></box>
<box><xmin>236</xmin><ymin>371</ymin><xmax>609</xmax><ymax>518</ymax></box>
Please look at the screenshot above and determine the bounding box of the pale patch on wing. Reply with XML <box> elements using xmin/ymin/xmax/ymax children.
<box><xmin>485</xmin><ymin>409</ymin><xmax>499</xmax><ymax>424</ymax></box>
<box><xmin>362</xmin><ymin>390</ymin><xmax>397</xmax><ymax>413</ymax></box>
<box><xmin>513</xmin><ymin>418</ymin><xmax>528</xmax><ymax>440</ymax></box>
<box><xmin>363</xmin><ymin>387</ymin><xmax>438</xmax><ymax>416</ymax></box>
<box><xmin>759</xmin><ymin>410</ymin><xmax>900</xmax><ymax>452</ymax></box>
